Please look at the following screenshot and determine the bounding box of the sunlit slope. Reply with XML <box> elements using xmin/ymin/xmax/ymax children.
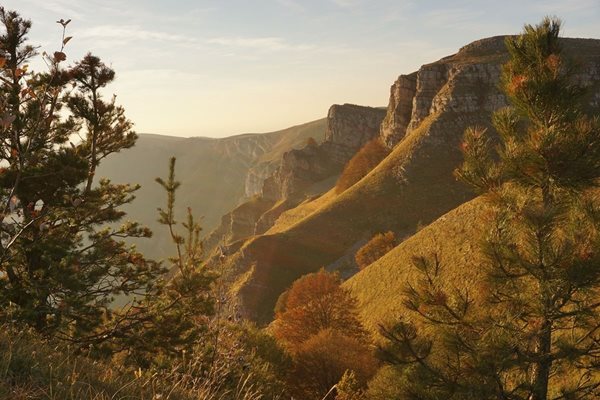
<box><xmin>343</xmin><ymin>197</ymin><xmax>488</xmax><ymax>336</ymax></box>
<box><xmin>233</xmin><ymin>114</ymin><xmax>475</xmax><ymax>323</ymax></box>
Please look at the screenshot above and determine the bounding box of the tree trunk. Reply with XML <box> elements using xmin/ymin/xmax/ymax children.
<box><xmin>529</xmin><ymin>319</ymin><xmax>552</xmax><ymax>400</ymax></box>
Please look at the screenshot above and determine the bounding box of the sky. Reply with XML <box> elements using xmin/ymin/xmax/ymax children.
<box><xmin>4</xmin><ymin>0</ymin><xmax>599</xmax><ymax>138</ymax></box>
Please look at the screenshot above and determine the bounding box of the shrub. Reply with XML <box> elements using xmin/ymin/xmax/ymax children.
<box><xmin>355</xmin><ymin>231</ymin><xmax>397</xmax><ymax>270</ymax></box>
<box><xmin>335</xmin><ymin>139</ymin><xmax>389</xmax><ymax>194</ymax></box>
<box><xmin>273</xmin><ymin>269</ymin><xmax>367</xmax><ymax>348</ymax></box>
<box><xmin>289</xmin><ymin>329</ymin><xmax>377</xmax><ymax>400</ymax></box>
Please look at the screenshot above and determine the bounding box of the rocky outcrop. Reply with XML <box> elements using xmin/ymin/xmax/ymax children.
<box><xmin>323</xmin><ymin>104</ymin><xmax>388</xmax><ymax>165</ymax></box>
<box><xmin>245</xmin><ymin>162</ymin><xmax>278</xmax><ymax>198</ymax></box>
<box><xmin>265</xmin><ymin>104</ymin><xmax>386</xmax><ymax>200</ymax></box>
<box><xmin>380</xmin><ymin>73</ymin><xmax>417</xmax><ymax>148</ymax></box>
<box><xmin>204</xmin><ymin>104</ymin><xmax>386</xmax><ymax>254</ymax></box>
<box><xmin>203</xmin><ymin>197</ymin><xmax>276</xmax><ymax>254</ymax></box>
<box><xmin>262</xmin><ymin>140</ymin><xmax>336</xmax><ymax>201</ymax></box>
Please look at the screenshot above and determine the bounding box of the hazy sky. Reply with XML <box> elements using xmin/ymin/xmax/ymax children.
<box><xmin>4</xmin><ymin>0</ymin><xmax>599</xmax><ymax>137</ymax></box>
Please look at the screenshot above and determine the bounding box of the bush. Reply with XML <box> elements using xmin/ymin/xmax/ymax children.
<box><xmin>355</xmin><ymin>231</ymin><xmax>397</xmax><ymax>270</ymax></box>
<box><xmin>290</xmin><ymin>329</ymin><xmax>377</xmax><ymax>400</ymax></box>
<box><xmin>335</xmin><ymin>139</ymin><xmax>389</xmax><ymax>194</ymax></box>
<box><xmin>273</xmin><ymin>269</ymin><xmax>367</xmax><ymax>348</ymax></box>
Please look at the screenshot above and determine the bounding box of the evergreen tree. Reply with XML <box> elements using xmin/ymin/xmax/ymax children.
<box><xmin>120</xmin><ymin>157</ymin><xmax>216</xmax><ymax>368</ymax></box>
<box><xmin>382</xmin><ymin>18</ymin><xmax>600</xmax><ymax>399</ymax></box>
<box><xmin>0</xmin><ymin>8</ymin><xmax>163</xmax><ymax>342</ymax></box>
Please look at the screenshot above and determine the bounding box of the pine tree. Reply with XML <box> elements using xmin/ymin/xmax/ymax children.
<box><xmin>0</xmin><ymin>8</ymin><xmax>163</xmax><ymax>342</ymax></box>
<box><xmin>381</xmin><ymin>18</ymin><xmax>600</xmax><ymax>399</ymax></box>
<box><xmin>119</xmin><ymin>157</ymin><xmax>216</xmax><ymax>368</ymax></box>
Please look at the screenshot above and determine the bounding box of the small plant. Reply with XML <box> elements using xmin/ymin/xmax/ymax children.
<box><xmin>355</xmin><ymin>231</ymin><xmax>397</xmax><ymax>270</ymax></box>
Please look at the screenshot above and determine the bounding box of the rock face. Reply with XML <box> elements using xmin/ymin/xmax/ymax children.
<box><xmin>380</xmin><ymin>73</ymin><xmax>417</xmax><ymax>148</ymax></box>
<box><xmin>324</xmin><ymin>104</ymin><xmax>388</xmax><ymax>165</ymax></box>
<box><xmin>245</xmin><ymin>163</ymin><xmax>278</xmax><ymax>198</ymax></box>
<box><xmin>204</xmin><ymin>104</ymin><xmax>386</xmax><ymax>253</ymax></box>
<box><xmin>218</xmin><ymin>36</ymin><xmax>600</xmax><ymax>324</ymax></box>
<box><xmin>261</xmin><ymin>141</ymin><xmax>335</xmax><ymax>201</ymax></box>
<box><xmin>265</xmin><ymin>104</ymin><xmax>387</xmax><ymax>201</ymax></box>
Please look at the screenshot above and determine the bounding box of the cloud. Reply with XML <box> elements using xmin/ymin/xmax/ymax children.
<box><xmin>330</xmin><ymin>0</ymin><xmax>360</xmax><ymax>8</ymax></box>
<box><xmin>22</xmin><ymin>0</ymin><xmax>85</xmax><ymax>20</ymax></box>
<box><xmin>528</xmin><ymin>0</ymin><xmax>599</xmax><ymax>13</ymax></box>
<box><xmin>76</xmin><ymin>25</ymin><xmax>197</xmax><ymax>46</ymax></box>
<box><xmin>205</xmin><ymin>36</ymin><xmax>314</xmax><ymax>52</ymax></box>
<box><xmin>424</xmin><ymin>8</ymin><xmax>485</xmax><ymax>29</ymax></box>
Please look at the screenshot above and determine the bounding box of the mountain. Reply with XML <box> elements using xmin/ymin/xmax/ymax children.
<box><xmin>215</xmin><ymin>36</ymin><xmax>600</xmax><ymax>325</ymax></box>
<box><xmin>97</xmin><ymin>119</ymin><xmax>327</xmax><ymax>260</ymax></box>
<box><xmin>203</xmin><ymin>104</ymin><xmax>387</xmax><ymax>256</ymax></box>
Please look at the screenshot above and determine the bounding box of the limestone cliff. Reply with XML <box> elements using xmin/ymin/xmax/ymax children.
<box><xmin>204</xmin><ymin>104</ymin><xmax>386</xmax><ymax>253</ymax></box>
<box><xmin>264</xmin><ymin>104</ymin><xmax>387</xmax><ymax>201</ymax></box>
<box><xmin>220</xmin><ymin>36</ymin><xmax>600</xmax><ymax>324</ymax></box>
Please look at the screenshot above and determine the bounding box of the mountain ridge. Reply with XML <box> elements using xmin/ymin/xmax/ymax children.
<box><xmin>215</xmin><ymin>35</ymin><xmax>600</xmax><ymax>324</ymax></box>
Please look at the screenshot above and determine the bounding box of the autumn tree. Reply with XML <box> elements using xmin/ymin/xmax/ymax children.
<box><xmin>0</xmin><ymin>9</ymin><xmax>163</xmax><ymax>342</ymax></box>
<box><xmin>291</xmin><ymin>329</ymin><xmax>376</xmax><ymax>400</ymax></box>
<box><xmin>273</xmin><ymin>269</ymin><xmax>375</xmax><ymax>399</ymax></box>
<box><xmin>381</xmin><ymin>18</ymin><xmax>600</xmax><ymax>399</ymax></box>
<box><xmin>335</xmin><ymin>138</ymin><xmax>389</xmax><ymax>193</ymax></box>
<box><xmin>273</xmin><ymin>269</ymin><xmax>367</xmax><ymax>348</ymax></box>
<box><xmin>355</xmin><ymin>231</ymin><xmax>397</xmax><ymax>270</ymax></box>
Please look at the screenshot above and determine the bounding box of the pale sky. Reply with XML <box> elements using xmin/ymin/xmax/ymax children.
<box><xmin>5</xmin><ymin>0</ymin><xmax>599</xmax><ymax>137</ymax></box>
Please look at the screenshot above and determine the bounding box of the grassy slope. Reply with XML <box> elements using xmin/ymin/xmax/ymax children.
<box><xmin>98</xmin><ymin>118</ymin><xmax>327</xmax><ymax>261</ymax></box>
<box><xmin>230</xmin><ymin>37</ymin><xmax>600</xmax><ymax>325</ymax></box>
<box><xmin>343</xmin><ymin>197</ymin><xmax>488</xmax><ymax>336</ymax></box>
<box><xmin>234</xmin><ymin>114</ymin><xmax>476</xmax><ymax>323</ymax></box>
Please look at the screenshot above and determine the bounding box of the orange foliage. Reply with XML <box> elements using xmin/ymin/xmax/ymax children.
<box><xmin>289</xmin><ymin>329</ymin><xmax>377</xmax><ymax>400</ymax></box>
<box><xmin>273</xmin><ymin>270</ymin><xmax>375</xmax><ymax>399</ymax></box>
<box><xmin>355</xmin><ymin>231</ymin><xmax>397</xmax><ymax>270</ymax></box>
<box><xmin>335</xmin><ymin>138</ymin><xmax>389</xmax><ymax>194</ymax></box>
<box><xmin>273</xmin><ymin>269</ymin><xmax>367</xmax><ymax>348</ymax></box>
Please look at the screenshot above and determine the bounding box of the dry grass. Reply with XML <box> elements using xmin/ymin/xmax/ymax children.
<box><xmin>342</xmin><ymin>197</ymin><xmax>489</xmax><ymax>338</ymax></box>
<box><xmin>0</xmin><ymin>325</ymin><xmax>272</xmax><ymax>400</ymax></box>
<box><xmin>230</xmin><ymin>113</ymin><xmax>478</xmax><ymax>323</ymax></box>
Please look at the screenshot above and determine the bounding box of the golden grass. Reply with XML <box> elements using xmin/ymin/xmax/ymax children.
<box><xmin>0</xmin><ymin>325</ymin><xmax>270</xmax><ymax>400</ymax></box>
<box><xmin>342</xmin><ymin>197</ymin><xmax>489</xmax><ymax>338</ymax></box>
<box><xmin>229</xmin><ymin>113</ymin><xmax>478</xmax><ymax>324</ymax></box>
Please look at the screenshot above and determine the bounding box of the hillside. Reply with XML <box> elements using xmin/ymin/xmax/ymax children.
<box><xmin>343</xmin><ymin>197</ymin><xmax>488</xmax><ymax>336</ymax></box>
<box><xmin>219</xmin><ymin>36</ymin><xmax>600</xmax><ymax>324</ymax></box>
<box><xmin>203</xmin><ymin>104</ymin><xmax>386</xmax><ymax>255</ymax></box>
<box><xmin>98</xmin><ymin>119</ymin><xmax>327</xmax><ymax>260</ymax></box>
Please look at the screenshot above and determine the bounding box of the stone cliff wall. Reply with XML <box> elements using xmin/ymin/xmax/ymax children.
<box><xmin>204</xmin><ymin>103</ymin><xmax>386</xmax><ymax>254</ymax></box>
<box><xmin>264</xmin><ymin>104</ymin><xmax>386</xmax><ymax>200</ymax></box>
<box><xmin>225</xmin><ymin>36</ymin><xmax>600</xmax><ymax>323</ymax></box>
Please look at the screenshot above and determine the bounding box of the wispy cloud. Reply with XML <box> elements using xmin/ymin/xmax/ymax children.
<box><xmin>528</xmin><ymin>0</ymin><xmax>599</xmax><ymax>13</ymax></box>
<box><xmin>22</xmin><ymin>0</ymin><xmax>85</xmax><ymax>20</ymax></box>
<box><xmin>76</xmin><ymin>25</ymin><xmax>196</xmax><ymax>44</ymax></box>
<box><xmin>206</xmin><ymin>36</ymin><xmax>314</xmax><ymax>52</ymax></box>
<box><xmin>330</xmin><ymin>0</ymin><xmax>361</xmax><ymax>8</ymax></box>
<box><xmin>424</xmin><ymin>8</ymin><xmax>485</xmax><ymax>29</ymax></box>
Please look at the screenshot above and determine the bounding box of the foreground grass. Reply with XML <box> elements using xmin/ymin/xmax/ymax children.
<box><xmin>0</xmin><ymin>325</ymin><xmax>265</xmax><ymax>400</ymax></box>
